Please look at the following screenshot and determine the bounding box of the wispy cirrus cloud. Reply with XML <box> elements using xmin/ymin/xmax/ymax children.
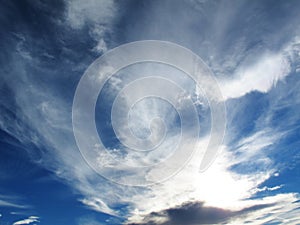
<box><xmin>0</xmin><ymin>195</ymin><xmax>30</xmax><ymax>209</ymax></box>
<box><xmin>0</xmin><ymin>199</ymin><xmax>27</xmax><ymax>209</ymax></box>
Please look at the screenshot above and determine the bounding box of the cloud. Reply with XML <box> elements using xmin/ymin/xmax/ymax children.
<box><xmin>255</xmin><ymin>185</ymin><xmax>283</xmax><ymax>192</ymax></box>
<box><xmin>1</xmin><ymin>1</ymin><xmax>300</xmax><ymax>224</ymax></box>
<box><xmin>114</xmin><ymin>38</ymin><xmax>300</xmax><ymax>222</ymax></box>
<box><xmin>124</xmin><ymin>129</ymin><xmax>300</xmax><ymax>224</ymax></box>
<box><xmin>65</xmin><ymin>0</ymin><xmax>116</xmax><ymax>54</ymax></box>
<box><xmin>80</xmin><ymin>198</ymin><xmax>117</xmax><ymax>216</ymax></box>
<box><xmin>0</xmin><ymin>195</ymin><xmax>29</xmax><ymax>209</ymax></box>
<box><xmin>218</xmin><ymin>36</ymin><xmax>300</xmax><ymax>101</ymax></box>
<box><xmin>217</xmin><ymin>37</ymin><xmax>300</xmax><ymax>101</ymax></box>
<box><xmin>228</xmin><ymin>194</ymin><xmax>300</xmax><ymax>225</ymax></box>
<box><xmin>128</xmin><ymin>201</ymin><xmax>234</xmax><ymax>225</ymax></box>
<box><xmin>0</xmin><ymin>199</ymin><xmax>26</xmax><ymax>208</ymax></box>
<box><xmin>65</xmin><ymin>0</ymin><xmax>115</xmax><ymax>29</ymax></box>
<box><xmin>13</xmin><ymin>216</ymin><xmax>39</xmax><ymax>225</ymax></box>
<box><xmin>220</xmin><ymin>52</ymin><xmax>291</xmax><ymax>100</ymax></box>
<box><xmin>127</xmin><ymin>201</ymin><xmax>277</xmax><ymax>225</ymax></box>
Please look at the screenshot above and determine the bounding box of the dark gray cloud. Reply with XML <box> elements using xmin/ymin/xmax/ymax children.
<box><xmin>128</xmin><ymin>201</ymin><xmax>274</xmax><ymax>225</ymax></box>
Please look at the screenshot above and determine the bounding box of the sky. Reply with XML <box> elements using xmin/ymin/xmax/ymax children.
<box><xmin>0</xmin><ymin>0</ymin><xmax>300</xmax><ymax>224</ymax></box>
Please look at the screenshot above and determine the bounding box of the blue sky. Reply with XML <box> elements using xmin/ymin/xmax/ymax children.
<box><xmin>0</xmin><ymin>0</ymin><xmax>300</xmax><ymax>224</ymax></box>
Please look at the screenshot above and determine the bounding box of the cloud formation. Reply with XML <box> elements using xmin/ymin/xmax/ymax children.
<box><xmin>0</xmin><ymin>0</ymin><xmax>300</xmax><ymax>224</ymax></box>
<box><xmin>124</xmin><ymin>131</ymin><xmax>300</xmax><ymax>224</ymax></box>
<box><xmin>220</xmin><ymin>52</ymin><xmax>291</xmax><ymax>100</ymax></box>
<box><xmin>65</xmin><ymin>0</ymin><xmax>116</xmax><ymax>54</ymax></box>
<box><xmin>127</xmin><ymin>201</ymin><xmax>278</xmax><ymax>225</ymax></box>
<box><xmin>13</xmin><ymin>216</ymin><xmax>39</xmax><ymax>225</ymax></box>
<box><xmin>0</xmin><ymin>195</ymin><xmax>29</xmax><ymax>209</ymax></box>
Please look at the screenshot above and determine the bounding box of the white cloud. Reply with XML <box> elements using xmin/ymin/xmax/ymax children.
<box><xmin>80</xmin><ymin>198</ymin><xmax>117</xmax><ymax>216</ymax></box>
<box><xmin>90</xmin><ymin>25</ymin><xmax>109</xmax><ymax>54</ymax></box>
<box><xmin>218</xmin><ymin>37</ymin><xmax>300</xmax><ymax>101</ymax></box>
<box><xmin>13</xmin><ymin>216</ymin><xmax>39</xmax><ymax>225</ymax></box>
<box><xmin>65</xmin><ymin>0</ymin><xmax>115</xmax><ymax>29</ymax></box>
<box><xmin>232</xmin><ymin>129</ymin><xmax>284</xmax><ymax>165</ymax></box>
<box><xmin>0</xmin><ymin>195</ymin><xmax>29</xmax><ymax>209</ymax></box>
<box><xmin>65</xmin><ymin>0</ymin><xmax>115</xmax><ymax>54</ymax></box>
<box><xmin>220</xmin><ymin>52</ymin><xmax>291</xmax><ymax>100</ymax></box>
<box><xmin>228</xmin><ymin>194</ymin><xmax>300</xmax><ymax>225</ymax></box>
<box><xmin>2</xmin><ymin>2</ymin><xmax>300</xmax><ymax>224</ymax></box>
<box><xmin>3</xmin><ymin>37</ymin><xmax>299</xmax><ymax>224</ymax></box>
<box><xmin>255</xmin><ymin>185</ymin><xmax>283</xmax><ymax>192</ymax></box>
<box><xmin>0</xmin><ymin>199</ymin><xmax>25</xmax><ymax>208</ymax></box>
<box><xmin>92</xmin><ymin>38</ymin><xmax>107</xmax><ymax>54</ymax></box>
<box><xmin>125</xmin><ymin>129</ymin><xmax>300</xmax><ymax>224</ymax></box>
